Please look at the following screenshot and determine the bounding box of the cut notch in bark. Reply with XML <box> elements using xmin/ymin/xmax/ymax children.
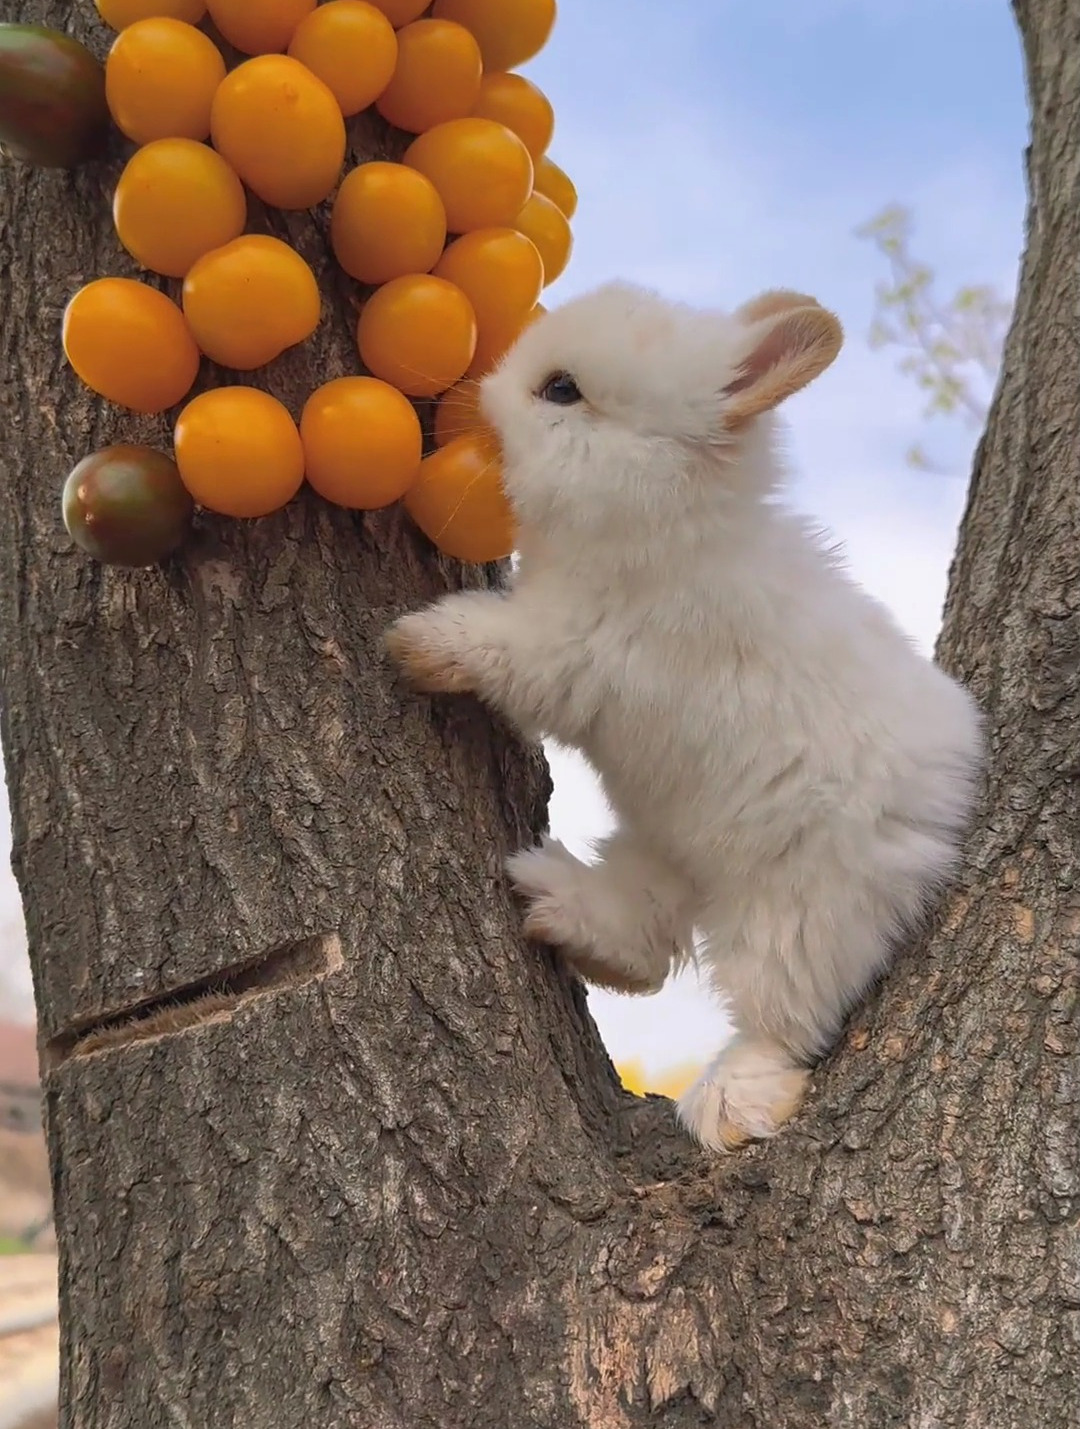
<box><xmin>43</xmin><ymin>933</ymin><xmax>342</xmax><ymax>1067</ymax></box>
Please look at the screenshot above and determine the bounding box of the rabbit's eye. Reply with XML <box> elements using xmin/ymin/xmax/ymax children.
<box><xmin>538</xmin><ymin>372</ymin><xmax>583</xmax><ymax>405</ymax></box>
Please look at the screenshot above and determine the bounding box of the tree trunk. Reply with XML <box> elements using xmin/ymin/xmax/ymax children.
<box><xmin>1</xmin><ymin>1</ymin><xmax>1076</xmax><ymax>1425</ymax></box>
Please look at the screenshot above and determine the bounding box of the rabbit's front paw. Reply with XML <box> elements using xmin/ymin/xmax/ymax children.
<box><xmin>385</xmin><ymin>609</ymin><xmax>476</xmax><ymax>695</ymax></box>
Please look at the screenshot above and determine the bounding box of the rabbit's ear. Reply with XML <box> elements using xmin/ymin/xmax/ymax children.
<box><xmin>722</xmin><ymin>305</ymin><xmax>842</xmax><ymax>427</ymax></box>
<box><xmin>734</xmin><ymin>290</ymin><xmax>821</xmax><ymax>325</ymax></box>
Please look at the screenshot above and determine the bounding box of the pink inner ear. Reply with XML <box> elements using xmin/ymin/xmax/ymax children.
<box><xmin>722</xmin><ymin>306</ymin><xmax>843</xmax><ymax>425</ymax></box>
<box><xmin>726</xmin><ymin>324</ymin><xmax>795</xmax><ymax>395</ymax></box>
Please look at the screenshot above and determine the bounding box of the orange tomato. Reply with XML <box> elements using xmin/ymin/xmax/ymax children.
<box><xmin>287</xmin><ymin>1</ymin><xmax>398</xmax><ymax>117</ymax></box>
<box><xmin>513</xmin><ymin>191</ymin><xmax>572</xmax><ymax>286</ymax></box>
<box><xmin>430</xmin><ymin>0</ymin><xmax>555</xmax><ymax>70</ymax></box>
<box><xmin>300</xmin><ymin>377</ymin><xmax>422</xmax><ymax>509</ymax></box>
<box><xmin>404</xmin><ymin>432</ymin><xmax>515</xmax><ymax>563</ymax></box>
<box><xmin>62</xmin><ymin>277</ymin><xmax>200</xmax><ymax>414</ymax></box>
<box><xmin>465</xmin><ymin>300</ymin><xmax>544</xmax><ymax>379</ymax></box>
<box><xmin>210</xmin><ymin>56</ymin><xmax>346</xmax><ymax>209</ymax></box>
<box><xmin>205</xmin><ymin>0</ymin><xmax>316</xmax><ymax>54</ymax></box>
<box><xmin>534</xmin><ymin>155</ymin><xmax>577</xmax><ymax>219</ymax></box>
<box><xmin>174</xmin><ymin>388</ymin><xmax>305</xmax><ymax>517</ymax></box>
<box><xmin>434</xmin><ymin>228</ymin><xmax>543</xmax><ymax>338</ymax></box>
<box><xmin>404</xmin><ymin>118</ymin><xmax>533</xmax><ymax>233</ymax></box>
<box><xmin>106</xmin><ymin>18</ymin><xmax>225</xmax><ymax>144</ymax></box>
<box><xmin>113</xmin><ymin>138</ymin><xmax>247</xmax><ymax>278</ymax></box>
<box><xmin>182</xmin><ymin>235</ymin><xmax>320</xmax><ymax>370</ymax></box>
<box><xmin>433</xmin><ymin>378</ymin><xmax>493</xmax><ymax>448</ymax></box>
<box><xmin>375</xmin><ymin>19</ymin><xmax>482</xmax><ymax>135</ymax></box>
<box><xmin>471</xmin><ymin>72</ymin><xmax>553</xmax><ymax>160</ymax></box>
<box><xmin>367</xmin><ymin>0</ymin><xmax>428</xmax><ymax>23</ymax></box>
<box><xmin>332</xmin><ymin>162</ymin><xmax>446</xmax><ymax>285</ymax></box>
<box><xmin>97</xmin><ymin>0</ymin><xmax>206</xmax><ymax>26</ymax></box>
<box><xmin>358</xmin><ymin>274</ymin><xmax>476</xmax><ymax>398</ymax></box>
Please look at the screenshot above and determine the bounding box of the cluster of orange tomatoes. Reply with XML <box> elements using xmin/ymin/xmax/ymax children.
<box><xmin>62</xmin><ymin>0</ymin><xmax>576</xmax><ymax>566</ymax></box>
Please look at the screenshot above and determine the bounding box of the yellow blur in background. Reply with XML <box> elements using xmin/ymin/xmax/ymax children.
<box><xmin>616</xmin><ymin>1060</ymin><xmax>700</xmax><ymax>1100</ymax></box>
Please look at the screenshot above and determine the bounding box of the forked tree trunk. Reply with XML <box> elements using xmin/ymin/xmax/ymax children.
<box><xmin>1</xmin><ymin>1</ymin><xmax>1076</xmax><ymax>1425</ymax></box>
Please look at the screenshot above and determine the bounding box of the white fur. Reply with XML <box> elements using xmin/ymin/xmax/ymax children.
<box><xmin>386</xmin><ymin>281</ymin><xmax>984</xmax><ymax>1152</ymax></box>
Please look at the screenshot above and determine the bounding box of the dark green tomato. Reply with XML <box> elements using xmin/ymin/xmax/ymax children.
<box><xmin>62</xmin><ymin>446</ymin><xmax>194</xmax><ymax>567</ymax></box>
<box><xmin>0</xmin><ymin>25</ymin><xmax>108</xmax><ymax>168</ymax></box>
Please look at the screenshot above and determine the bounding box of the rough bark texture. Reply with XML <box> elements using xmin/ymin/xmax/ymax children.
<box><xmin>1</xmin><ymin>1</ymin><xmax>1077</xmax><ymax>1426</ymax></box>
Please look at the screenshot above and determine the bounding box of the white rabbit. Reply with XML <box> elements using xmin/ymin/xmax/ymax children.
<box><xmin>385</xmin><ymin>281</ymin><xmax>983</xmax><ymax>1153</ymax></box>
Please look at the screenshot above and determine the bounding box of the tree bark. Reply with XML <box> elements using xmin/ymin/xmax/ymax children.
<box><xmin>1</xmin><ymin>1</ymin><xmax>1077</xmax><ymax>1426</ymax></box>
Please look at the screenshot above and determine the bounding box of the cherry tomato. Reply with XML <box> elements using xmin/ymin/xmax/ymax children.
<box><xmin>433</xmin><ymin>228</ymin><xmax>543</xmax><ymax>359</ymax></box>
<box><xmin>430</xmin><ymin>0</ymin><xmax>555</xmax><ymax>71</ymax></box>
<box><xmin>205</xmin><ymin>0</ymin><xmax>316</xmax><ymax>54</ymax></box>
<box><xmin>105</xmin><ymin>18</ymin><xmax>225</xmax><ymax>144</ymax></box>
<box><xmin>210</xmin><ymin>55</ymin><xmax>345</xmax><ymax>209</ymax></box>
<box><xmin>513</xmin><ymin>191</ymin><xmax>572</xmax><ymax>286</ymax></box>
<box><xmin>62</xmin><ymin>277</ymin><xmax>200</xmax><ymax>413</ymax></box>
<box><xmin>331</xmin><ymin>162</ymin><xmax>447</xmax><ymax>284</ymax></box>
<box><xmin>301</xmin><ymin>377</ymin><xmax>422</xmax><ymax>509</ymax></box>
<box><xmin>113</xmin><ymin>138</ymin><xmax>247</xmax><ymax>278</ymax></box>
<box><xmin>434</xmin><ymin>378</ymin><xmax>493</xmax><ymax>448</ymax></box>
<box><xmin>182</xmin><ymin>234</ymin><xmax>321</xmax><ymax>369</ymax></box>
<box><xmin>287</xmin><ymin>2</ymin><xmax>398</xmax><ymax>117</ymax></box>
<box><xmin>357</xmin><ymin>273</ymin><xmax>477</xmax><ymax>398</ymax></box>
<box><xmin>471</xmin><ymin>72</ymin><xmax>553</xmax><ymax>160</ymax></box>
<box><xmin>533</xmin><ymin>154</ymin><xmax>577</xmax><ymax>218</ymax></box>
<box><xmin>404</xmin><ymin>432</ymin><xmax>515</xmax><ymax>563</ymax></box>
<box><xmin>404</xmin><ymin>118</ymin><xmax>533</xmax><ymax>233</ymax></box>
<box><xmin>375</xmin><ymin>19</ymin><xmax>482</xmax><ymax>134</ymax></box>
<box><xmin>174</xmin><ymin>388</ymin><xmax>305</xmax><ymax>517</ymax></box>
<box><xmin>465</xmin><ymin>300</ymin><xmax>544</xmax><ymax>379</ymax></box>
<box><xmin>367</xmin><ymin>0</ymin><xmax>428</xmax><ymax>24</ymax></box>
<box><xmin>63</xmin><ymin>445</ymin><xmax>194</xmax><ymax>566</ymax></box>
<box><xmin>332</xmin><ymin>162</ymin><xmax>447</xmax><ymax>285</ymax></box>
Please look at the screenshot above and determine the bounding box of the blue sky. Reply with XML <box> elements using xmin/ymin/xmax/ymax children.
<box><xmin>0</xmin><ymin>3</ymin><xmax>1030</xmax><ymax>1075</ymax></box>
<box><xmin>531</xmin><ymin>0</ymin><xmax>1025</xmax><ymax>297</ymax></box>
